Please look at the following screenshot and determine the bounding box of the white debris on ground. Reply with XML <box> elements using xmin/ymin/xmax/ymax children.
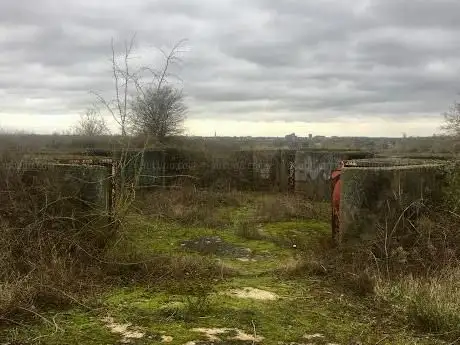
<box><xmin>161</xmin><ymin>335</ymin><xmax>174</xmax><ymax>343</ymax></box>
<box><xmin>236</xmin><ymin>257</ymin><xmax>257</xmax><ymax>262</ymax></box>
<box><xmin>225</xmin><ymin>287</ymin><xmax>279</xmax><ymax>300</ymax></box>
<box><xmin>101</xmin><ymin>316</ymin><xmax>145</xmax><ymax>344</ymax></box>
<box><xmin>303</xmin><ymin>333</ymin><xmax>325</xmax><ymax>340</ymax></box>
<box><xmin>192</xmin><ymin>327</ymin><xmax>264</xmax><ymax>342</ymax></box>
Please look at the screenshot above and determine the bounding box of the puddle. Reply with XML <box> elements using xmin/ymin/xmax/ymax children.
<box><xmin>192</xmin><ymin>327</ymin><xmax>264</xmax><ymax>342</ymax></box>
<box><xmin>225</xmin><ymin>287</ymin><xmax>279</xmax><ymax>300</ymax></box>
<box><xmin>101</xmin><ymin>316</ymin><xmax>144</xmax><ymax>343</ymax></box>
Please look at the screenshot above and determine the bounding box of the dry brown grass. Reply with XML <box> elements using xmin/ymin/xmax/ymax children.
<box><xmin>376</xmin><ymin>267</ymin><xmax>460</xmax><ymax>339</ymax></box>
<box><xmin>136</xmin><ymin>187</ymin><xmax>327</xmax><ymax>229</ymax></box>
<box><xmin>135</xmin><ymin>187</ymin><xmax>247</xmax><ymax>227</ymax></box>
<box><xmin>0</xmin><ymin>153</ymin><xmax>114</xmax><ymax>319</ymax></box>
<box><xmin>284</xmin><ymin>189</ymin><xmax>460</xmax><ymax>341</ymax></box>
<box><xmin>252</xmin><ymin>194</ymin><xmax>325</xmax><ymax>222</ymax></box>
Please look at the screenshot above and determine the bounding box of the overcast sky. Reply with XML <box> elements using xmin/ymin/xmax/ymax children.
<box><xmin>1</xmin><ymin>0</ymin><xmax>459</xmax><ymax>137</ymax></box>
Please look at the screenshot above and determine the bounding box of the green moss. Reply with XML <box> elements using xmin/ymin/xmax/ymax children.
<box><xmin>0</xmin><ymin>194</ymin><xmax>446</xmax><ymax>345</ymax></box>
<box><xmin>2</xmin><ymin>276</ymin><xmax>444</xmax><ymax>345</ymax></box>
<box><xmin>0</xmin><ymin>310</ymin><xmax>119</xmax><ymax>345</ymax></box>
<box><xmin>262</xmin><ymin>220</ymin><xmax>331</xmax><ymax>251</ymax></box>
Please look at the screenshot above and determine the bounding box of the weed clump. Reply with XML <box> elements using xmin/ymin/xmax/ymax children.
<box><xmin>136</xmin><ymin>187</ymin><xmax>245</xmax><ymax>227</ymax></box>
<box><xmin>234</xmin><ymin>219</ymin><xmax>265</xmax><ymax>240</ymax></box>
<box><xmin>377</xmin><ymin>268</ymin><xmax>460</xmax><ymax>339</ymax></box>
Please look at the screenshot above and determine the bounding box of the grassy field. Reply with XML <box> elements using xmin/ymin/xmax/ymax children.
<box><xmin>0</xmin><ymin>190</ymin><xmax>451</xmax><ymax>345</ymax></box>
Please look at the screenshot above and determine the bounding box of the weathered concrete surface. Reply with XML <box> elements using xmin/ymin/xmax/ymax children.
<box><xmin>113</xmin><ymin>149</ymin><xmax>376</xmax><ymax>197</ymax></box>
<box><xmin>338</xmin><ymin>159</ymin><xmax>447</xmax><ymax>244</ymax></box>
<box><xmin>295</xmin><ymin>151</ymin><xmax>373</xmax><ymax>201</ymax></box>
<box><xmin>115</xmin><ymin>149</ymin><xmax>296</xmax><ymax>192</ymax></box>
<box><xmin>20</xmin><ymin>163</ymin><xmax>113</xmax><ymax>225</ymax></box>
<box><xmin>252</xmin><ymin>150</ymin><xmax>296</xmax><ymax>192</ymax></box>
<box><xmin>114</xmin><ymin>149</ymin><xmax>166</xmax><ymax>187</ymax></box>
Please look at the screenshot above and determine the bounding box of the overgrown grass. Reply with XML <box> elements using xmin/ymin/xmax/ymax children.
<box><xmin>114</xmin><ymin>186</ymin><xmax>460</xmax><ymax>343</ymax></box>
<box><xmin>2</xmin><ymin>174</ymin><xmax>457</xmax><ymax>345</ymax></box>
<box><xmin>376</xmin><ymin>267</ymin><xmax>460</xmax><ymax>339</ymax></box>
<box><xmin>136</xmin><ymin>188</ymin><xmax>329</xmax><ymax>228</ymax></box>
<box><xmin>283</xmin><ymin>193</ymin><xmax>460</xmax><ymax>341</ymax></box>
<box><xmin>0</xmin><ymin>153</ymin><xmax>114</xmax><ymax>319</ymax></box>
<box><xmin>135</xmin><ymin>187</ymin><xmax>247</xmax><ymax>227</ymax></box>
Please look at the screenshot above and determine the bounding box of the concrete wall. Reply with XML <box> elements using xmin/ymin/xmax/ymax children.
<box><xmin>112</xmin><ymin>149</ymin><xmax>374</xmax><ymax>197</ymax></box>
<box><xmin>114</xmin><ymin>150</ymin><xmax>165</xmax><ymax>187</ymax></box>
<box><xmin>252</xmin><ymin>150</ymin><xmax>295</xmax><ymax>192</ymax></box>
<box><xmin>295</xmin><ymin>151</ymin><xmax>373</xmax><ymax>200</ymax></box>
<box><xmin>339</xmin><ymin>159</ymin><xmax>447</xmax><ymax>244</ymax></box>
<box><xmin>114</xmin><ymin>149</ymin><xmax>295</xmax><ymax>192</ymax></box>
<box><xmin>22</xmin><ymin>163</ymin><xmax>112</xmax><ymax>215</ymax></box>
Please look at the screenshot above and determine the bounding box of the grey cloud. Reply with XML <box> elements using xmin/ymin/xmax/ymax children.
<box><xmin>369</xmin><ymin>0</ymin><xmax>460</xmax><ymax>28</ymax></box>
<box><xmin>0</xmin><ymin>0</ymin><xmax>459</xmax><ymax>128</ymax></box>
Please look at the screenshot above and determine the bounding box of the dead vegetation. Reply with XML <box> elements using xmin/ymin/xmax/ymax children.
<box><xmin>1</xmin><ymin>142</ymin><xmax>460</xmax><ymax>344</ymax></box>
<box><xmin>0</xmin><ymin>152</ymin><xmax>113</xmax><ymax>319</ymax></box>
<box><xmin>280</xmin><ymin>181</ymin><xmax>460</xmax><ymax>341</ymax></box>
<box><xmin>0</xmin><ymin>153</ymin><xmax>228</xmax><ymax>324</ymax></box>
<box><xmin>136</xmin><ymin>187</ymin><xmax>329</xmax><ymax>228</ymax></box>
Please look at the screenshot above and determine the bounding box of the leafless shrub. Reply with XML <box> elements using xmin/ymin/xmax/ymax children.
<box><xmin>73</xmin><ymin>108</ymin><xmax>110</xmax><ymax>136</ymax></box>
<box><xmin>130</xmin><ymin>85</ymin><xmax>187</xmax><ymax>141</ymax></box>
<box><xmin>0</xmin><ymin>153</ymin><xmax>113</xmax><ymax>318</ymax></box>
<box><xmin>441</xmin><ymin>101</ymin><xmax>460</xmax><ymax>137</ymax></box>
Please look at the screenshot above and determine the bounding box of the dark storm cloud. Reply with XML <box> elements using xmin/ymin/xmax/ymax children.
<box><xmin>0</xmin><ymin>0</ymin><xmax>459</xmax><ymax>125</ymax></box>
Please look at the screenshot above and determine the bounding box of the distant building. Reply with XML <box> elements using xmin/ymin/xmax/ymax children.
<box><xmin>308</xmin><ymin>133</ymin><xmax>313</xmax><ymax>140</ymax></box>
<box><xmin>285</xmin><ymin>133</ymin><xmax>297</xmax><ymax>141</ymax></box>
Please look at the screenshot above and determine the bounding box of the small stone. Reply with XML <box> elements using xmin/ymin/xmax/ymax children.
<box><xmin>161</xmin><ymin>335</ymin><xmax>173</xmax><ymax>343</ymax></box>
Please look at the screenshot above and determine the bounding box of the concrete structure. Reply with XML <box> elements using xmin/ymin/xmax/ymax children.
<box><xmin>294</xmin><ymin>151</ymin><xmax>373</xmax><ymax>200</ymax></box>
<box><xmin>113</xmin><ymin>149</ymin><xmax>297</xmax><ymax>192</ymax></box>
<box><xmin>338</xmin><ymin>158</ymin><xmax>447</xmax><ymax>244</ymax></box>
<box><xmin>22</xmin><ymin>162</ymin><xmax>113</xmax><ymax>216</ymax></box>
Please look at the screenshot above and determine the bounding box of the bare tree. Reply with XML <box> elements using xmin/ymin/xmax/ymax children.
<box><xmin>92</xmin><ymin>36</ymin><xmax>187</xmax><ymax>138</ymax></box>
<box><xmin>130</xmin><ymin>84</ymin><xmax>187</xmax><ymax>141</ymax></box>
<box><xmin>73</xmin><ymin>109</ymin><xmax>109</xmax><ymax>136</ymax></box>
<box><xmin>441</xmin><ymin>102</ymin><xmax>460</xmax><ymax>137</ymax></box>
<box><xmin>89</xmin><ymin>35</ymin><xmax>187</xmax><ymax>225</ymax></box>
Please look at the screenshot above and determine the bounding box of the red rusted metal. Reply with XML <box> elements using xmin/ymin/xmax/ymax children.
<box><xmin>331</xmin><ymin>161</ymin><xmax>344</xmax><ymax>241</ymax></box>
